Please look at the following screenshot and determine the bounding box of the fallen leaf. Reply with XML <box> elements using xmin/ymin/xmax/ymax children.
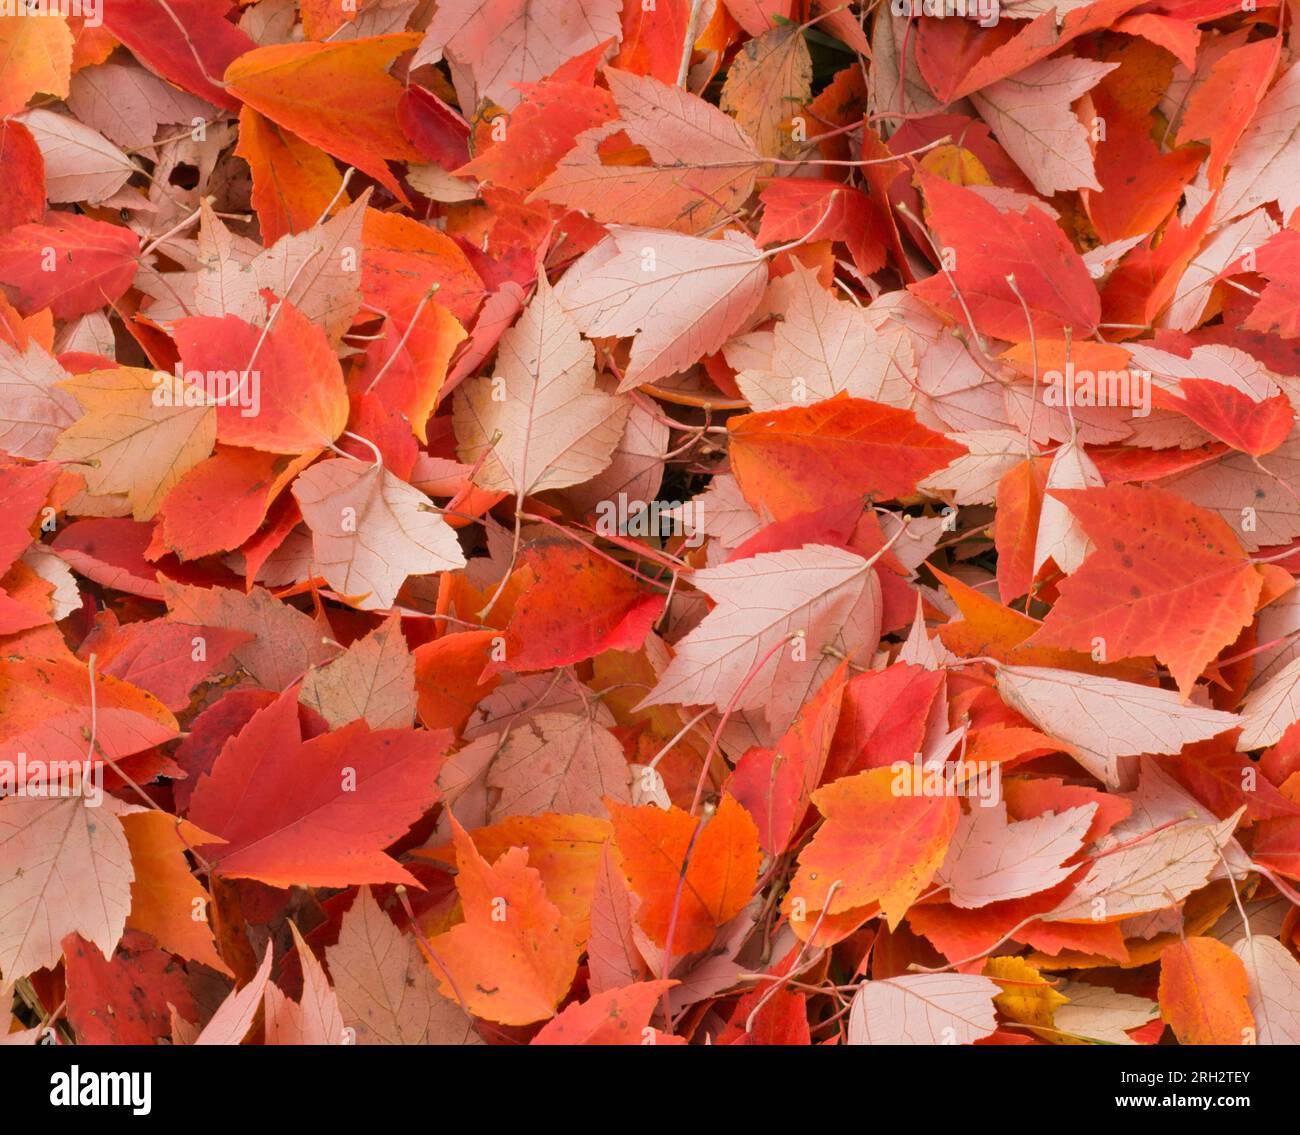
<box><xmin>609</xmin><ymin>793</ymin><xmax>761</xmax><ymax>956</ymax></box>
<box><xmin>1159</xmin><ymin>936</ymin><xmax>1254</xmax><ymax>1045</ymax></box>
<box><xmin>52</xmin><ymin>367</ymin><xmax>216</xmax><ymax>521</ymax></box>
<box><xmin>292</xmin><ymin>458</ymin><xmax>466</xmax><ymax>610</ymax></box>
<box><xmin>454</xmin><ymin>275</ymin><xmax>628</xmax><ymax>498</ymax></box>
<box><xmin>1232</xmin><ymin>935</ymin><xmax>1300</xmax><ymax>1045</ymax></box>
<box><xmin>555</xmin><ymin>227</ymin><xmax>767</xmax><ymax>390</ymax></box>
<box><xmin>937</xmin><ymin>801</ymin><xmax>1095</xmax><ymax>909</ymax></box>
<box><xmin>487</xmin><ymin>710</ymin><xmax>631</xmax><ymax>820</ymax></box>
<box><xmin>187</xmin><ymin>689</ymin><xmax>450</xmax><ymax>887</ymax></box>
<box><xmin>530</xmin><ymin>979</ymin><xmax>674</xmax><ymax>1044</ymax></box>
<box><xmin>0</xmin><ymin>793</ymin><xmax>142</xmax><ymax>981</ymax></box>
<box><xmin>729</xmin><ymin>395</ymin><xmax>966</xmax><ymax>522</ymax></box>
<box><xmin>996</xmin><ymin>664</ymin><xmax>1239</xmax><ymax>786</ymax></box>
<box><xmin>0</xmin><ymin>213</ymin><xmax>139</xmax><ymax>320</ymax></box>
<box><xmin>534</xmin><ymin>69</ymin><xmax>766</xmax><ymax>235</ymax></box>
<box><xmin>1030</xmin><ymin>484</ymin><xmax>1263</xmax><ymax>696</ymax></box>
<box><xmin>223</xmin><ymin>35</ymin><xmax>424</xmax><ymax>205</ymax></box>
<box><xmin>848</xmin><ymin>974</ymin><xmax>999</xmax><ymax>1045</ymax></box>
<box><xmin>328</xmin><ymin>886</ymin><xmax>482</xmax><ymax>1045</ymax></box>
<box><xmin>785</xmin><ymin>767</ymin><xmax>959</xmax><ymax>929</ymax></box>
<box><xmin>911</xmin><ymin>174</ymin><xmax>1100</xmax><ymax>341</ymax></box>
<box><xmin>299</xmin><ymin>613</ymin><xmax>417</xmax><ymax>729</ymax></box>
<box><xmin>638</xmin><ymin>544</ymin><xmax>882</xmax><ymax>733</ymax></box>
<box><xmin>425</xmin><ymin>815</ymin><xmax>580</xmax><ymax>1025</ymax></box>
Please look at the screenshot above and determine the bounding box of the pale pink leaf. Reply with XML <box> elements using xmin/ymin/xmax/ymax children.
<box><xmin>327</xmin><ymin>886</ymin><xmax>483</xmax><ymax>1045</ymax></box>
<box><xmin>193</xmin><ymin>944</ymin><xmax>275</xmax><ymax>1045</ymax></box>
<box><xmin>66</xmin><ymin>62</ymin><xmax>215</xmax><ymax>154</ymax></box>
<box><xmin>995</xmin><ymin>664</ymin><xmax>1239</xmax><ymax>786</ymax></box>
<box><xmin>734</xmin><ymin>263</ymin><xmax>916</xmax><ymax>411</ymax></box>
<box><xmin>847</xmin><ymin>974</ymin><xmax>999</xmax><ymax>1045</ymax></box>
<box><xmin>1233</xmin><ymin>935</ymin><xmax>1300</xmax><ymax>1045</ymax></box>
<box><xmin>15</xmin><ymin>108</ymin><xmax>135</xmax><ymax>204</ymax></box>
<box><xmin>971</xmin><ymin>58</ymin><xmax>1117</xmax><ymax>196</ymax></box>
<box><xmin>1044</xmin><ymin>805</ymin><xmax>1244</xmax><ymax>922</ymax></box>
<box><xmin>1052</xmin><ymin>982</ymin><xmax>1159</xmax><ymax>1044</ymax></box>
<box><xmin>1163</xmin><ymin>430</ymin><xmax>1300</xmax><ymax>551</ymax></box>
<box><xmin>413</xmin><ymin>0</ymin><xmax>622</xmax><ymax>111</ymax></box>
<box><xmin>487</xmin><ymin>711</ymin><xmax>632</xmax><ymax>821</ymax></box>
<box><xmin>587</xmin><ymin>841</ymin><xmax>646</xmax><ymax>996</ymax></box>
<box><xmin>1032</xmin><ymin>439</ymin><xmax>1102</xmax><ymax>576</ymax></box>
<box><xmin>299</xmin><ymin>612</ymin><xmax>417</xmax><ymax>730</ymax></box>
<box><xmin>1158</xmin><ymin>209</ymin><xmax>1276</xmax><ymax>330</ymax></box>
<box><xmin>637</xmin><ymin>544</ymin><xmax>882</xmax><ymax>733</ymax></box>
<box><xmin>453</xmin><ymin>275</ymin><xmax>629</xmax><ymax>497</ymax></box>
<box><xmin>291</xmin><ymin>459</ymin><xmax>467</xmax><ymax>610</ymax></box>
<box><xmin>563</xmin><ymin>397</ymin><xmax>669</xmax><ymax>517</ymax></box>
<box><xmin>264</xmin><ymin>923</ymin><xmax>347</xmax><ymax>1045</ymax></box>
<box><xmin>918</xmin><ymin>429</ymin><xmax>1027</xmax><ymax>506</ymax></box>
<box><xmin>0</xmin><ymin>339</ymin><xmax>78</xmax><ymax>461</ymax></box>
<box><xmin>555</xmin><ymin>227</ymin><xmax>767</xmax><ymax>390</ymax></box>
<box><xmin>938</xmin><ymin>801</ymin><xmax>1096</xmax><ymax>908</ymax></box>
<box><xmin>0</xmin><ymin>794</ymin><xmax>142</xmax><ymax>982</ymax></box>
<box><xmin>1239</xmin><ymin>655</ymin><xmax>1300</xmax><ymax>751</ymax></box>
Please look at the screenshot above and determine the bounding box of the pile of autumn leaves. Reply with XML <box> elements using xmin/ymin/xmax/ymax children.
<box><xmin>1</xmin><ymin>0</ymin><xmax>1300</xmax><ymax>1046</ymax></box>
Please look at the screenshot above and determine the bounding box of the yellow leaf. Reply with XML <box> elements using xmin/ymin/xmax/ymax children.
<box><xmin>985</xmin><ymin>955</ymin><xmax>1068</xmax><ymax>1028</ymax></box>
<box><xmin>53</xmin><ymin>367</ymin><xmax>216</xmax><ymax>520</ymax></box>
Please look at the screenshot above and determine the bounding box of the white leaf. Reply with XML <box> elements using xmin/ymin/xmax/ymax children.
<box><xmin>453</xmin><ymin>275</ymin><xmax>628</xmax><ymax>497</ymax></box>
<box><xmin>995</xmin><ymin>665</ymin><xmax>1239</xmax><ymax>786</ymax></box>
<box><xmin>1052</xmin><ymin>982</ymin><xmax>1158</xmax><ymax>1044</ymax></box>
<box><xmin>0</xmin><ymin>339</ymin><xmax>78</xmax><ymax>460</ymax></box>
<box><xmin>0</xmin><ymin>795</ymin><xmax>141</xmax><ymax>982</ymax></box>
<box><xmin>734</xmin><ymin>263</ymin><xmax>916</xmax><ymax>411</ymax></box>
<box><xmin>848</xmin><ymin>974</ymin><xmax>999</xmax><ymax>1045</ymax></box>
<box><xmin>563</xmin><ymin>398</ymin><xmax>669</xmax><ymax>517</ymax></box>
<box><xmin>1045</xmin><ymin>806</ymin><xmax>1244</xmax><ymax>922</ymax></box>
<box><xmin>291</xmin><ymin>459</ymin><xmax>467</xmax><ymax>610</ymax></box>
<box><xmin>1032</xmin><ymin>439</ymin><xmax>1102</xmax><ymax>575</ymax></box>
<box><xmin>972</xmin><ymin>58</ymin><xmax>1117</xmax><ymax>196</ymax></box>
<box><xmin>555</xmin><ymin>227</ymin><xmax>767</xmax><ymax>390</ymax></box>
<box><xmin>1239</xmin><ymin>655</ymin><xmax>1300</xmax><ymax>751</ymax></box>
<box><xmin>637</xmin><ymin>544</ymin><xmax>881</xmax><ymax>733</ymax></box>
<box><xmin>193</xmin><ymin>945</ymin><xmax>275</xmax><ymax>1045</ymax></box>
<box><xmin>15</xmin><ymin>109</ymin><xmax>135</xmax><ymax>204</ymax></box>
<box><xmin>1233</xmin><ymin>936</ymin><xmax>1300</xmax><ymax>1044</ymax></box>
<box><xmin>919</xmin><ymin>429</ymin><xmax>1027</xmax><ymax>506</ymax></box>
<box><xmin>938</xmin><ymin>802</ymin><xmax>1097</xmax><ymax>909</ymax></box>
